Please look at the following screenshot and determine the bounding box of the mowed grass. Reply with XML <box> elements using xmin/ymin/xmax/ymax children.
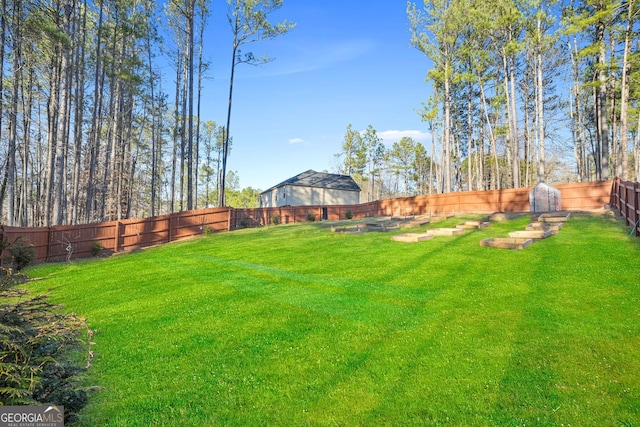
<box><xmin>25</xmin><ymin>213</ymin><xmax>640</xmax><ymax>426</ymax></box>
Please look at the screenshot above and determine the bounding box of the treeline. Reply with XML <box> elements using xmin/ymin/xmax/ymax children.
<box><xmin>0</xmin><ymin>0</ymin><xmax>287</xmax><ymax>227</ymax></box>
<box><xmin>333</xmin><ymin>125</ymin><xmax>431</xmax><ymax>201</ymax></box>
<box><xmin>392</xmin><ymin>0</ymin><xmax>640</xmax><ymax>195</ymax></box>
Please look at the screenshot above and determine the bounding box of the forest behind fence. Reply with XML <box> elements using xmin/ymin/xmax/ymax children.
<box><xmin>1</xmin><ymin>181</ymin><xmax>612</xmax><ymax>264</ymax></box>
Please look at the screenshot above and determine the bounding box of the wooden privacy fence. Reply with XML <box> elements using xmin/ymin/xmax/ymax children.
<box><xmin>233</xmin><ymin>181</ymin><xmax>612</xmax><ymax>226</ymax></box>
<box><xmin>1</xmin><ymin>207</ymin><xmax>231</xmax><ymax>264</ymax></box>
<box><xmin>1</xmin><ymin>181</ymin><xmax>612</xmax><ymax>264</ymax></box>
<box><xmin>610</xmin><ymin>177</ymin><xmax>640</xmax><ymax>237</ymax></box>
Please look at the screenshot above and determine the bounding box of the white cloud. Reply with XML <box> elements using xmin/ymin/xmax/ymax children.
<box><xmin>378</xmin><ymin>130</ymin><xmax>431</xmax><ymax>145</ymax></box>
<box><xmin>288</xmin><ymin>138</ymin><xmax>305</xmax><ymax>144</ymax></box>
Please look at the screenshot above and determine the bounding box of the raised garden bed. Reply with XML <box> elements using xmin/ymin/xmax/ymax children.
<box><xmin>391</xmin><ymin>232</ymin><xmax>434</xmax><ymax>243</ymax></box>
<box><xmin>456</xmin><ymin>220</ymin><xmax>490</xmax><ymax>229</ymax></box>
<box><xmin>489</xmin><ymin>212</ymin><xmax>525</xmax><ymax>221</ymax></box>
<box><xmin>480</xmin><ymin>237</ymin><xmax>533</xmax><ymax>250</ymax></box>
<box><xmin>400</xmin><ymin>216</ymin><xmax>431</xmax><ymax>228</ymax></box>
<box><xmin>526</xmin><ymin>222</ymin><xmax>563</xmax><ymax>235</ymax></box>
<box><xmin>427</xmin><ymin>212</ymin><xmax>456</xmax><ymax>223</ymax></box>
<box><xmin>430</xmin><ymin>228</ymin><xmax>465</xmax><ymax>236</ymax></box>
<box><xmin>331</xmin><ymin>224</ymin><xmax>365</xmax><ymax>234</ymax></box>
<box><xmin>538</xmin><ymin>212</ymin><xmax>571</xmax><ymax>223</ymax></box>
<box><xmin>508</xmin><ymin>230</ymin><xmax>551</xmax><ymax>240</ymax></box>
<box><xmin>364</xmin><ymin>221</ymin><xmax>401</xmax><ymax>232</ymax></box>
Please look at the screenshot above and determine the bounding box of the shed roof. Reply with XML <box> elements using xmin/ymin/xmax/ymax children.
<box><xmin>261</xmin><ymin>170</ymin><xmax>361</xmax><ymax>194</ymax></box>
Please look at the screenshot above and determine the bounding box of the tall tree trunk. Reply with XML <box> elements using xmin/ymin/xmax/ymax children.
<box><xmin>117</xmin><ymin>95</ymin><xmax>134</xmax><ymax>220</ymax></box>
<box><xmin>7</xmin><ymin>5</ymin><xmax>22</xmax><ymax>226</ymax></box>
<box><xmin>596</xmin><ymin>20</ymin><xmax>609</xmax><ymax>180</ymax></box>
<box><xmin>20</xmin><ymin>63</ymin><xmax>34</xmax><ymax>226</ymax></box>
<box><xmin>221</xmin><ymin>12</ymin><xmax>239</xmax><ymax>207</ymax></box>
<box><xmin>593</xmin><ymin>85</ymin><xmax>602</xmax><ymax>179</ymax></box>
<box><xmin>568</xmin><ymin>75</ymin><xmax>581</xmax><ymax>182</ymax></box>
<box><xmin>0</xmin><ymin>0</ymin><xmax>7</xmax><ymax>222</ymax></box>
<box><xmin>509</xmin><ymin>50</ymin><xmax>520</xmax><ymax>188</ymax></box>
<box><xmin>608</xmin><ymin>34</ymin><xmax>618</xmax><ymax>177</ymax></box>
<box><xmin>619</xmin><ymin>0</ymin><xmax>634</xmax><ymax>180</ymax></box>
<box><xmin>71</xmin><ymin>0</ymin><xmax>87</xmax><ymax>225</ymax></box>
<box><xmin>53</xmin><ymin>0</ymin><xmax>72</xmax><ymax>225</ymax></box>
<box><xmin>522</xmin><ymin>73</ymin><xmax>531</xmax><ymax>188</ymax></box>
<box><xmin>186</xmin><ymin>0</ymin><xmax>195</xmax><ymax>210</ymax></box>
<box><xmin>443</xmin><ymin>61</ymin><xmax>452</xmax><ymax>193</ymax></box>
<box><xmin>480</xmin><ymin>82</ymin><xmax>499</xmax><ymax>190</ymax></box>
<box><xmin>478</xmin><ymin>119</ymin><xmax>485</xmax><ymax>190</ymax></box>
<box><xmin>180</xmin><ymin>57</ymin><xmax>187</xmax><ymax>211</ymax></box>
<box><xmin>101</xmin><ymin>13</ymin><xmax>123</xmax><ymax>221</ymax></box>
<box><xmin>570</xmin><ymin>38</ymin><xmax>587</xmax><ymax>181</ymax></box>
<box><xmin>535</xmin><ymin>12</ymin><xmax>545</xmax><ymax>183</ymax></box>
<box><xmin>195</xmin><ymin>3</ymin><xmax>208</xmax><ymax>209</ymax></box>
<box><xmin>147</xmin><ymin>33</ymin><xmax>158</xmax><ymax>217</ymax></box>
<box><xmin>502</xmin><ymin>50</ymin><xmax>514</xmax><ymax>187</ymax></box>
<box><xmin>171</xmin><ymin>55</ymin><xmax>182</xmax><ymax>213</ymax></box>
<box><xmin>466</xmin><ymin>78</ymin><xmax>473</xmax><ymax>191</ymax></box>
<box><xmin>44</xmin><ymin>38</ymin><xmax>61</xmax><ymax>225</ymax></box>
<box><xmin>85</xmin><ymin>0</ymin><xmax>105</xmax><ymax>223</ymax></box>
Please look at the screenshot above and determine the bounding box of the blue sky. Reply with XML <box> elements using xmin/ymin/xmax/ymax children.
<box><xmin>197</xmin><ymin>0</ymin><xmax>433</xmax><ymax>191</ymax></box>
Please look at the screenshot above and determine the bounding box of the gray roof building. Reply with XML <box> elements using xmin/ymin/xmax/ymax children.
<box><xmin>260</xmin><ymin>170</ymin><xmax>361</xmax><ymax>208</ymax></box>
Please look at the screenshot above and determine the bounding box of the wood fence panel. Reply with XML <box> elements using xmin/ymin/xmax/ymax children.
<box><xmin>172</xmin><ymin>208</ymin><xmax>231</xmax><ymax>240</ymax></box>
<box><xmin>427</xmin><ymin>193</ymin><xmax>461</xmax><ymax>215</ymax></box>
<box><xmin>556</xmin><ymin>181</ymin><xmax>612</xmax><ymax>210</ymax></box>
<box><xmin>48</xmin><ymin>223</ymin><xmax>118</xmax><ymax>261</ymax></box>
<box><xmin>119</xmin><ymin>216</ymin><xmax>168</xmax><ymax>252</ymax></box>
<box><xmin>1</xmin><ymin>226</ymin><xmax>50</xmax><ymax>264</ymax></box>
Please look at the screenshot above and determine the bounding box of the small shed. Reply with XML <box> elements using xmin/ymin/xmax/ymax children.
<box><xmin>529</xmin><ymin>182</ymin><xmax>561</xmax><ymax>212</ymax></box>
<box><xmin>260</xmin><ymin>170</ymin><xmax>361</xmax><ymax>208</ymax></box>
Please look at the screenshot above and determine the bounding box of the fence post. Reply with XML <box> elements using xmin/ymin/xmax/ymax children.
<box><xmin>610</xmin><ymin>178</ymin><xmax>618</xmax><ymax>210</ymax></box>
<box><xmin>635</xmin><ymin>183</ymin><xmax>640</xmax><ymax>236</ymax></box>
<box><xmin>114</xmin><ymin>221</ymin><xmax>120</xmax><ymax>253</ymax></box>
<box><xmin>624</xmin><ymin>181</ymin><xmax>630</xmax><ymax>226</ymax></box>
<box><xmin>46</xmin><ymin>226</ymin><xmax>53</xmax><ymax>261</ymax></box>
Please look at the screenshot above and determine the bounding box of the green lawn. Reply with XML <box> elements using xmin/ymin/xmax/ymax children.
<box><xmin>24</xmin><ymin>213</ymin><xmax>640</xmax><ymax>426</ymax></box>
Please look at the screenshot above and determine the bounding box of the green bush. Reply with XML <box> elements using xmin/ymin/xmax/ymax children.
<box><xmin>345</xmin><ymin>209</ymin><xmax>353</xmax><ymax>220</ymax></box>
<box><xmin>306</xmin><ymin>213</ymin><xmax>316</xmax><ymax>222</ymax></box>
<box><xmin>90</xmin><ymin>241</ymin><xmax>104</xmax><ymax>257</ymax></box>
<box><xmin>270</xmin><ymin>215</ymin><xmax>281</xmax><ymax>226</ymax></box>
<box><xmin>6</xmin><ymin>238</ymin><xmax>36</xmax><ymax>270</ymax></box>
<box><xmin>0</xmin><ymin>267</ymin><xmax>95</xmax><ymax>424</ymax></box>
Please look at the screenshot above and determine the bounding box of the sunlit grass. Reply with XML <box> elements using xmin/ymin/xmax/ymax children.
<box><xmin>25</xmin><ymin>213</ymin><xmax>640</xmax><ymax>426</ymax></box>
